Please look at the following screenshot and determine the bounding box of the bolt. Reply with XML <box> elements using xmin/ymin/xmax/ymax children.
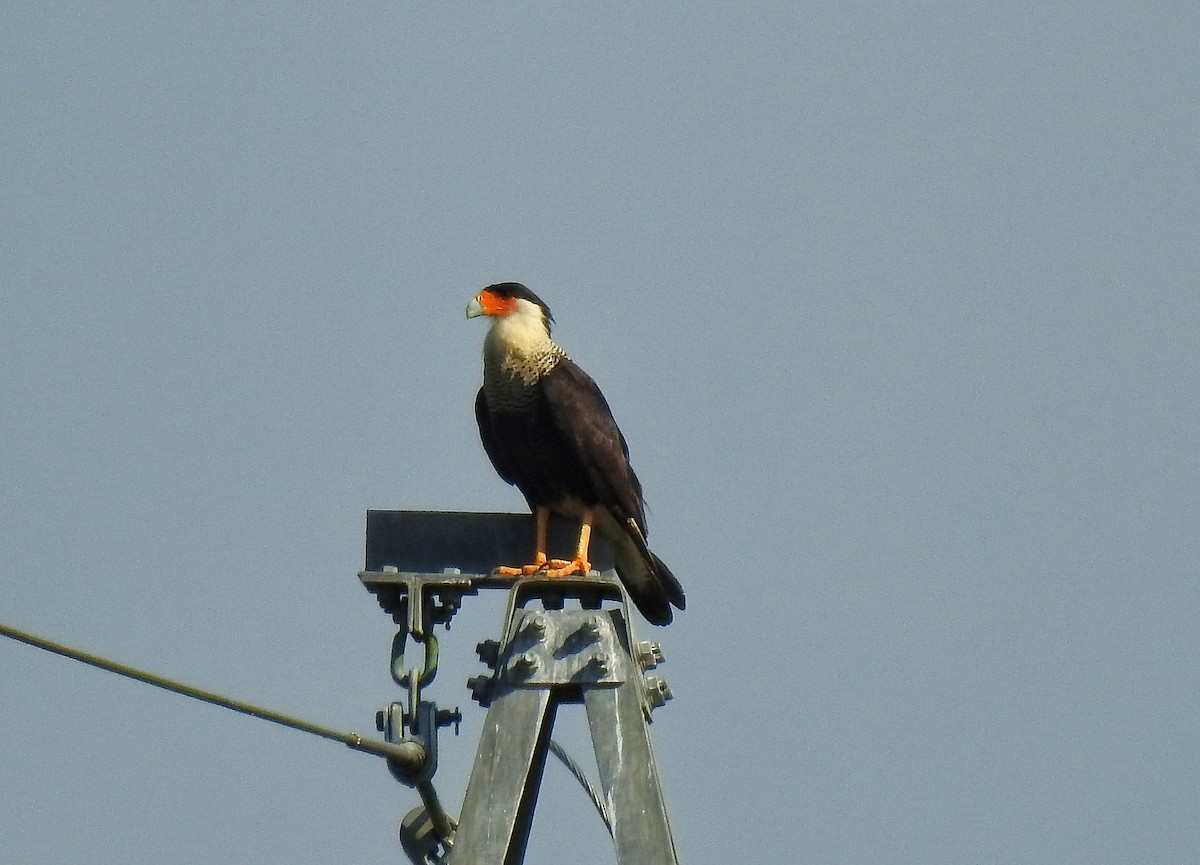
<box><xmin>636</xmin><ymin>640</ymin><xmax>665</xmax><ymax>670</ymax></box>
<box><xmin>579</xmin><ymin>616</ymin><xmax>604</xmax><ymax>640</ymax></box>
<box><xmin>644</xmin><ymin>675</ymin><xmax>673</xmax><ymax>711</ymax></box>
<box><xmin>521</xmin><ymin>614</ymin><xmax>547</xmax><ymax>639</ymax></box>
<box><xmin>475</xmin><ymin>639</ymin><xmax>501</xmax><ymax>668</ymax></box>
<box><xmin>511</xmin><ymin>652</ymin><xmax>539</xmax><ymax>676</ymax></box>
<box><xmin>588</xmin><ymin>652</ymin><xmax>610</xmax><ymax>676</ymax></box>
<box><xmin>434</xmin><ymin>594</ymin><xmax>462</xmax><ymax>627</ymax></box>
<box><xmin>436</xmin><ymin>707</ymin><xmax>463</xmax><ymax>735</ymax></box>
<box><xmin>467</xmin><ymin>675</ymin><xmax>494</xmax><ymax>705</ymax></box>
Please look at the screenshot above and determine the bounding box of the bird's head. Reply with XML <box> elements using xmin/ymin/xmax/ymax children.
<box><xmin>467</xmin><ymin>282</ymin><xmax>554</xmax><ymax>330</ymax></box>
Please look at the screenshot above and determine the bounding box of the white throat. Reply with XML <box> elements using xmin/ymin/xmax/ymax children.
<box><xmin>482</xmin><ymin>300</ymin><xmax>563</xmax><ymax>385</ymax></box>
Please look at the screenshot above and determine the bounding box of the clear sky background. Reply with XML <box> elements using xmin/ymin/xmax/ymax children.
<box><xmin>2</xmin><ymin>4</ymin><xmax>1197</xmax><ymax>864</ymax></box>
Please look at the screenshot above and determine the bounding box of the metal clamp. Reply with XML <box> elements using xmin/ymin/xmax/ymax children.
<box><xmin>359</xmin><ymin>568</ymin><xmax>478</xmax><ymax>638</ymax></box>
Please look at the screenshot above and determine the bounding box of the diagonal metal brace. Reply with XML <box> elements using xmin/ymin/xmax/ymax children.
<box><xmin>449</xmin><ymin>576</ymin><xmax>678</xmax><ymax>865</ymax></box>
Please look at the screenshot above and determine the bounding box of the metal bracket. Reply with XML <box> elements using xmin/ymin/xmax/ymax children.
<box><xmin>449</xmin><ymin>576</ymin><xmax>678</xmax><ymax>865</ymax></box>
<box><xmin>360</xmin><ymin>568</ymin><xmax>479</xmax><ymax>637</ymax></box>
<box><xmin>360</xmin><ymin>511</ymin><xmax>678</xmax><ymax>865</ymax></box>
<box><xmin>361</xmin><ymin>569</ymin><xmax>475</xmax><ymax>863</ymax></box>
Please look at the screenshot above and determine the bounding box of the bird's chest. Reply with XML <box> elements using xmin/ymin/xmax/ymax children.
<box><xmin>483</xmin><ymin>373</ymin><xmax>538</xmax><ymax>413</ymax></box>
<box><xmin>482</xmin><ymin>348</ymin><xmax>557</xmax><ymax>412</ymax></box>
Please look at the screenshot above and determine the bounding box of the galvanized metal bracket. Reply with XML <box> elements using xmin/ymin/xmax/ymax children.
<box><xmin>449</xmin><ymin>575</ymin><xmax>678</xmax><ymax>865</ymax></box>
<box><xmin>360</xmin><ymin>511</ymin><xmax>678</xmax><ymax>865</ymax></box>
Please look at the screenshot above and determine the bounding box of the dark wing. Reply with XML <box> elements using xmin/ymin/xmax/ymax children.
<box><xmin>540</xmin><ymin>358</ymin><xmax>648</xmax><ymax>533</ymax></box>
<box><xmin>475</xmin><ymin>387</ymin><xmax>517</xmax><ymax>486</ymax></box>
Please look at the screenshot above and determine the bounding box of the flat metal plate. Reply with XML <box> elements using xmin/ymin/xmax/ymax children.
<box><xmin>364</xmin><ymin>510</ymin><xmax>616</xmax><ymax>575</ymax></box>
<box><xmin>500</xmin><ymin>609</ymin><xmax>625</xmax><ymax>687</ymax></box>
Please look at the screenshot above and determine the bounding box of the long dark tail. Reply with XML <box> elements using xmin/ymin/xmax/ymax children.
<box><xmin>617</xmin><ymin>519</ymin><xmax>686</xmax><ymax>626</ymax></box>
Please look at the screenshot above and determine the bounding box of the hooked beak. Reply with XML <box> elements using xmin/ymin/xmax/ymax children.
<box><xmin>466</xmin><ymin>296</ymin><xmax>485</xmax><ymax>318</ymax></box>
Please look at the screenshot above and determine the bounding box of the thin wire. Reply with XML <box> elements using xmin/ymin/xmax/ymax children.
<box><xmin>548</xmin><ymin>738</ymin><xmax>613</xmax><ymax>836</ymax></box>
<box><xmin>0</xmin><ymin>620</ymin><xmax>418</xmax><ymax>764</ymax></box>
<box><xmin>4</xmin><ymin>619</ymin><xmax>615</xmax><ymax>834</ymax></box>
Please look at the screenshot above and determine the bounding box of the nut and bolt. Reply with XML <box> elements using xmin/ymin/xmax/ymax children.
<box><xmin>636</xmin><ymin>640</ymin><xmax>665</xmax><ymax>670</ymax></box>
<box><xmin>510</xmin><ymin>652</ymin><xmax>539</xmax><ymax>676</ymax></box>
<box><xmin>467</xmin><ymin>675</ymin><xmax>494</xmax><ymax>705</ymax></box>
<box><xmin>643</xmin><ymin>675</ymin><xmax>673</xmax><ymax>711</ymax></box>
<box><xmin>475</xmin><ymin>639</ymin><xmax>501</xmax><ymax>668</ymax></box>
<box><xmin>435</xmin><ymin>707</ymin><xmax>462</xmax><ymax>734</ymax></box>
<box><xmin>521</xmin><ymin>614</ymin><xmax>547</xmax><ymax>638</ymax></box>
<box><xmin>579</xmin><ymin>616</ymin><xmax>604</xmax><ymax>640</ymax></box>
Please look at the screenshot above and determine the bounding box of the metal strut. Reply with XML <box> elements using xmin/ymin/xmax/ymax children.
<box><xmin>451</xmin><ymin>576</ymin><xmax>677</xmax><ymax>865</ymax></box>
<box><xmin>359</xmin><ymin>510</ymin><xmax>679</xmax><ymax>865</ymax></box>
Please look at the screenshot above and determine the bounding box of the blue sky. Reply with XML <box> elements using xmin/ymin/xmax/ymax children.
<box><xmin>2</xmin><ymin>4</ymin><xmax>1197</xmax><ymax>863</ymax></box>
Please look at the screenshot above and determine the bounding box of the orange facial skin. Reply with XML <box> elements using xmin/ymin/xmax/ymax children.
<box><xmin>473</xmin><ymin>289</ymin><xmax>518</xmax><ymax>317</ymax></box>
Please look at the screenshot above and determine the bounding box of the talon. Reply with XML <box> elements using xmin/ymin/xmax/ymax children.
<box><xmin>544</xmin><ymin>558</ymin><xmax>592</xmax><ymax>579</ymax></box>
<box><xmin>495</xmin><ymin>555</ymin><xmax>550</xmax><ymax>577</ymax></box>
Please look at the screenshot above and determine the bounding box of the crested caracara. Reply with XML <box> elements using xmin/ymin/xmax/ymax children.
<box><xmin>466</xmin><ymin>282</ymin><xmax>685</xmax><ymax>626</ymax></box>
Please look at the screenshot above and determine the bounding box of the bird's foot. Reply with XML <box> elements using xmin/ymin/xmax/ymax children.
<box><xmin>494</xmin><ymin>555</ymin><xmax>592</xmax><ymax>578</ymax></box>
<box><xmin>494</xmin><ymin>564</ymin><xmax>550</xmax><ymax>577</ymax></box>
<box><xmin>494</xmin><ymin>553</ymin><xmax>554</xmax><ymax>577</ymax></box>
<box><xmin>542</xmin><ymin>557</ymin><xmax>592</xmax><ymax>579</ymax></box>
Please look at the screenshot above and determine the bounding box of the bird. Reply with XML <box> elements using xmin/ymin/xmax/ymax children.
<box><xmin>466</xmin><ymin>282</ymin><xmax>685</xmax><ymax>625</ymax></box>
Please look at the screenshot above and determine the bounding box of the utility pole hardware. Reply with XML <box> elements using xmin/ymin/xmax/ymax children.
<box><xmin>359</xmin><ymin>510</ymin><xmax>679</xmax><ymax>865</ymax></box>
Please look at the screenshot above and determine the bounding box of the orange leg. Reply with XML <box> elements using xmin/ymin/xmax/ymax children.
<box><xmin>544</xmin><ymin>508</ymin><xmax>594</xmax><ymax>578</ymax></box>
<box><xmin>495</xmin><ymin>506</ymin><xmax>552</xmax><ymax>576</ymax></box>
